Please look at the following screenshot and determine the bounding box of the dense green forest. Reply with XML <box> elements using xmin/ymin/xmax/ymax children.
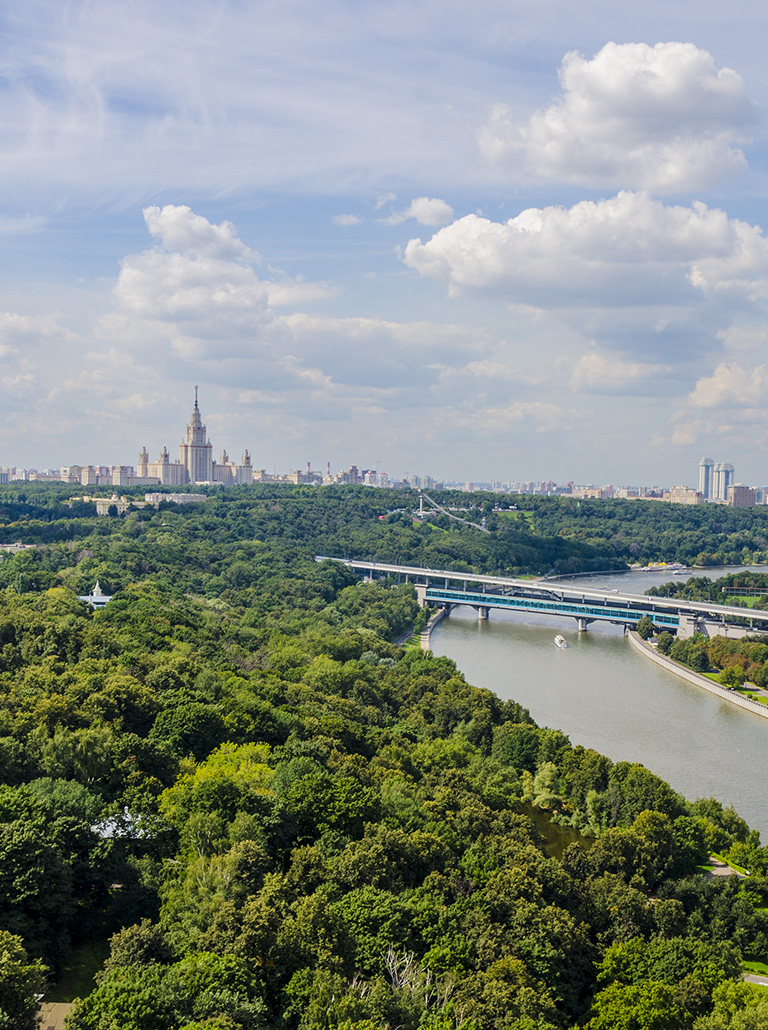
<box><xmin>526</xmin><ymin>498</ymin><xmax>768</xmax><ymax>570</ymax></box>
<box><xmin>4</xmin><ymin>484</ymin><xmax>768</xmax><ymax>574</ymax></box>
<box><xmin>647</xmin><ymin>573</ymin><xmax>768</xmax><ymax>608</ymax></box>
<box><xmin>2</xmin><ymin>484</ymin><xmax>768</xmax><ymax>1029</ymax></box>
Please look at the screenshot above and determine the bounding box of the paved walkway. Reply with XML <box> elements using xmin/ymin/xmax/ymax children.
<box><xmin>738</xmin><ymin>681</ymin><xmax>768</xmax><ymax>701</ymax></box>
<box><xmin>706</xmin><ymin>856</ymin><xmax>747</xmax><ymax>879</ymax></box>
<box><xmin>627</xmin><ymin>632</ymin><xmax>768</xmax><ymax>720</ymax></box>
<box><xmin>744</xmin><ymin>974</ymin><xmax>768</xmax><ymax>987</ymax></box>
<box><xmin>38</xmin><ymin>1002</ymin><xmax>74</xmax><ymax>1030</ymax></box>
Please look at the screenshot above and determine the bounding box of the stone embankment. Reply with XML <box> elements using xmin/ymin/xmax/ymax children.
<box><xmin>420</xmin><ymin>607</ymin><xmax>448</xmax><ymax>651</ymax></box>
<box><xmin>627</xmin><ymin>631</ymin><xmax>768</xmax><ymax>720</ymax></box>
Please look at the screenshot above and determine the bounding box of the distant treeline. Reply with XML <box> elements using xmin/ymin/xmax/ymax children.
<box><xmin>4</xmin><ymin>482</ymin><xmax>768</xmax><ymax>573</ymax></box>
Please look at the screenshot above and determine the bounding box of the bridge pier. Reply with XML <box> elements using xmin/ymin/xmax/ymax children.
<box><xmin>477</xmin><ymin>606</ymin><xmax>489</xmax><ymax>620</ymax></box>
<box><xmin>576</xmin><ymin>617</ymin><xmax>593</xmax><ymax>632</ymax></box>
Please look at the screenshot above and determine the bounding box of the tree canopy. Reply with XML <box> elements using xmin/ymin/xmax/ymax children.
<box><xmin>0</xmin><ymin>482</ymin><xmax>766</xmax><ymax>1029</ymax></box>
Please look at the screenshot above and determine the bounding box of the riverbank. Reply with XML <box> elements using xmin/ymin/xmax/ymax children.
<box><xmin>429</xmin><ymin>606</ymin><xmax>768</xmax><ymax>836</ymax></box>
<box><xmin>420</xmin><ymin>606</ymin><xmax>448</xmax><ymax>650</ymax></box>
<box><xmin>627</xmin><ymin>631</ymin><xmax>768</xmax><ymax>720</ymax></box>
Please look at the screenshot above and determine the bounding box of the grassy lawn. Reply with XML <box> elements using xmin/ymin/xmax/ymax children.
<box><xmin>46</xmin><ymin>938</ymin><xmax>110</xmax><ymax>1002</ymax></box>
<box><xmin>694</xmin><ymin>673</ymin><xmax>768</xmax><ymax>704</ymax></box>
<box><xmin>743</xmin><ymin>959</ymin><xmax>768</xmax><ymax>976</ymax></box>
<box><xmin>734</xmin><ymin>688</ymin><xmax>768</xmax><ymax>706</ymax></box>
<box><xmin>496</xmin><ymin>510</ymin><xmax>534</xmax><ymax>522</ymax></box>
<box><xmin>421</xmin><ymin>519</ymin><xmax>449</xmax><ymax>533</ymax></box>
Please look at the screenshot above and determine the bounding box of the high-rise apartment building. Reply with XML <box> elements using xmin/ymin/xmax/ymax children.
<box><xmin>712</xmin><ymin>464</ymin><xmax>721</xmax><ymax>500</ymax></box>
<box><xmin>698</xmin><ymin>457</ymin><xmax>714</xmax><ymax>499</ymax></box>
<box><xmin>712</xmin><ymin>462</ymin><xmax>735</xmax><ymax>501</ymax></box>
<box><xmin>722</xmin><ymin>463</ymin><xmax>735</xmax><ymax>499</ymax></box>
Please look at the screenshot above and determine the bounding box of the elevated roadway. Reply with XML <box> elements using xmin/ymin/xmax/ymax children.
<box><xmin>316</xmin><ymin>557</ymin><xmax>768</xmax><ymax>638</ymax></box>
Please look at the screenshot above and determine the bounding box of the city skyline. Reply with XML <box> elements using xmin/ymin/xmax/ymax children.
<box><xmin>2</xmin><ymin>4</ymin><xmax>768</xmax><ymax>483</ymax></box>
<box><xmin>4</xmin><ymin>395</ymin><xmax>767</xmax><ymax>502</ymax></box>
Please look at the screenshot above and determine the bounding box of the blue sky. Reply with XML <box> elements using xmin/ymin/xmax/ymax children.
<box><xmin>3</xmin><ymin>0</ymin><xmax>768</xmax><ymax>486</ymax></box>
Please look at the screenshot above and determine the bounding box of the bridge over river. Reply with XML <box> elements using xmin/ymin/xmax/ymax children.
<box><xmin>317</xmin><ymin>558</ymin><xmax>768</xmax><ymax>638</ymax></box>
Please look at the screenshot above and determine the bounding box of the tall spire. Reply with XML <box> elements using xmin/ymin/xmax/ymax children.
<box><xmin>190</xmin><ymin>386</ymin><xmax>203</xmax><ymax>429</ymax></box>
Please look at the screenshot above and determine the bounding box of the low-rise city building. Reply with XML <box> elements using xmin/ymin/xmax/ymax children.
<box><xmin>663</xmin><ymin>486</ymin><xmax>704</xmax><ymax>505</ymax></box>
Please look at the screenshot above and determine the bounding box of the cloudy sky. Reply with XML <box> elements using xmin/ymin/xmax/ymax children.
<box><xmin>3</xmin><ymin>0</ymin><xmax>768</xmax><ymax>486</ymax></box>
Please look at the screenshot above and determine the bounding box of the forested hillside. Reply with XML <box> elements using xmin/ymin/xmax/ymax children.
<box><xmin>4</xmin><ymin>484</ymin><xmax>768</xmax><ymax>575</ymax></box>
<box><xmin>526</xmin><ymin>497</ymin><xmax>768</xmax><ymax>569</ymax></box>
<box><xmin>1</xmin><ymin>484</ymin><xmax>768</xmax><ymax>1029</ymax></box>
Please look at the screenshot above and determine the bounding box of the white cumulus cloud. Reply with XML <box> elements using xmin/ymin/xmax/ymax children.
<box><xmin>572</xmin><ymin>352</ymin><xmax>674</xmax><ymax>394</ymax></box>
<box><xmin>107</xmin><ymin>253</ymin><xmax>281</xmax><ymax>366</ymax></box>
<box><xmin>479</xmin><ymin>42</ymin><xmax>756</xmax><ymax>193</ymax></box>
<box><xmin>385</xmin><ymin>197</ymin><xmax>455</xmax><ymax>226</ymax></box>
<box><xmin>333</xmin><ymin>214</ymin><xmax>362</xmax><ymax>226</ymax></box>
<box><xmin>687</xmin><ymin>363</ymin><xmax>768</xmax><ymax>408</ymax></box>
<box><xmin>144</xmin><ymin>205</ymin><xmax>259</xmax><ymax>262</ymax></box>
<box><xmin>95</xmin><ymin>207</ymin><xmax>499</xmax><ymax>412</ymax></box>
<box><xmin>457</xmin><ymin>401</ymin><xmax>583</xmax><ymax>435</ymax></box>
<box><xmin>0</xmin><ymin>312</ymin><xmax>79</xmax><ymax>350</ymax></box>
<box><xmin>108</xmin><ymin>206</ymin><xmax>342</xmax><ymax>363</ymax></box>
<box><xmin>403</xmin><ymin>192</ymin><xmax>768</xmax><ymax>339</ymax></box>
<box><xmin>718</xmin><ymin>324</ymin><xmax>768</xmax><ymax>352</ymax></box>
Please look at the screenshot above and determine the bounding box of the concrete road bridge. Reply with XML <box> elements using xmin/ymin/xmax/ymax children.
<box><xmin>316</xmin><ymin>557</ymin><xmax>768</xmax><ymax>638</ymax></box>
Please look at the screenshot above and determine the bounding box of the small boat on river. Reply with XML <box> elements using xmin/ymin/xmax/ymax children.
<box><xmin>554</xmin><ymin>635</ymin><xmax>569</xmax><ymax>649</ymax></box>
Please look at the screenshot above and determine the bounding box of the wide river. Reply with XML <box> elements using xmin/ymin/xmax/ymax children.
<box><xmin>430</xmin><ymin>565</ymin><xmax>768</xmax><ymax>839</ymax></box>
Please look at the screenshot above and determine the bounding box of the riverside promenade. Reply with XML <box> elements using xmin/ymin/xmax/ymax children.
<box><xmin>420</xmin><ymin>607</ymin><xmax>448</xmax><ymax>650</ymax></box>
<box><xmin>627</xmin><ymin>631</ymin><xmax>768</xmax><ymax>720</ymax></box>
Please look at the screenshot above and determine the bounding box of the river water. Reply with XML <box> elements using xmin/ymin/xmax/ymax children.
<box><xmin>429</xmin><ymin>566</ymin><xmax>768</xmax><ymax>838</ymax></box>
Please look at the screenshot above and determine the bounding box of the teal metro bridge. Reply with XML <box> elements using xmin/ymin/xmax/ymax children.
<box><xmin>316</xmin><ymin>558</ymin><xmax>768</xmax><ymax>638</ymax></box>
<box><xmin>423</xmin><ymin>586</ymin><xmax>680</xmax><ymax>632</ymax></box>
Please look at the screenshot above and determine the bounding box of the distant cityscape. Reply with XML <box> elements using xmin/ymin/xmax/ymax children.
<box><xmin>0</xmin><ymin>392</ymin><xmax>766</xmax><ymax>507</ymax></box>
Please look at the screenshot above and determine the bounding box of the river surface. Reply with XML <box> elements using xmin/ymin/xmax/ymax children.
<box><xmin>429</xmin><ymin>566</ymin><xmax>768</xmax><ymax>838</ymax></box>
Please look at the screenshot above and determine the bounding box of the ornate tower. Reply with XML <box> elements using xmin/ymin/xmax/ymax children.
<box><xmin>178</xmin><ymin>386</ymin><xmax>213</xmax><ymax>483</ymax></box>
<box><xmin>237</xmin><ymin>448</ymin><xmax>253</xmax><ymax>485</ymax></box>
<box><xmin>137</xmin><ymin>447</ymin><xmax>149</xmax><ymax>477</ymax></box>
